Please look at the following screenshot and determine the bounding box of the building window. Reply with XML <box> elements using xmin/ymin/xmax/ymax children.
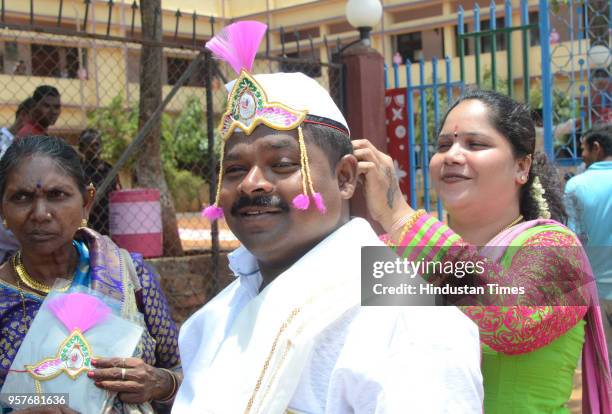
<box><xmin>127</xmin><ymin>49</ymin><xmax>141</xmax><ymax>83</ymax></box>
<box><xmin>480</xmin><ymin>17</ymin><xmax>507</xmax><ymax>52</ymax></box>
<box><xmin>280</xmin><ymin>27</ymin><xmax>320</xmax><ymax>44</ymax></box>
<box><xmin>327</xmin><ymin>21</ymin><xmax>353</xmax><ymax>35</ymax></box>
<box><xmin>455</xmin><ymin>24</ymin><xmax>472</xmax><ymax>56</ymax></box>
<box><xmin>166</xmin><ymin>56</ymin><xmax>205</xmax><ymax>86</ymax></box>
<box><xmin>395</xmin><ymin>32</ymin><xmax>423</xmax><ymax>62</ymax></box>
<box><xmin>2</xmin><ymin>42</ymin><xmax>16</xmax><ymax>74</ymax></box>
<box><xmin>529</xmin><ymin>11</ymin><xmax>541</xmax><ymax>46</ymax></box>
<box><xmin>280</xmin><ymin>51</ymin><xmax>322</xmax><ymax>78</ymax></box>
<box><xmin>0</xmin><ymin>43</ymin><xmax>5</xmax><ymax>74</ymax></box>
<box><xmin>167</xmin><ymin>57</ymin><xmax>191</xmax><ymax>85</ymax></box>
<box><xmin>31</xmin><ymin>44</ymin><xmax>84</xmax><ymax>78</ymax></box>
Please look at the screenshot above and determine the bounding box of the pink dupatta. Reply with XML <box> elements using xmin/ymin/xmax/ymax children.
<box><xmin>483</xmin><ymin>219</ymin><xmax>611</xmax><ymax>413</ymax></box>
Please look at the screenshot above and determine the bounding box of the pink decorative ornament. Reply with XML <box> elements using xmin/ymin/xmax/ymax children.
<box><xmin>202</xmin><ymin>205</ymin><xmax>225</xmax><ymax>221</ymax></box>
<box><xmin>205</xmin><ymin>21</ymin><xmax>267</xmax><ymax>75</ymax></box>
<box><xmin>292</xmin><ymin>194</ymin><xmax>310</xmax><ymax>210</ymax></box>
<box><xmin>47</xmin><ymin>293</ymin><xmax>111</xmax><ymax>333</ymax></box>
<box><xmin>312</xmin><ymin>193</ymin><xmax>327</xmax><ymax>214</ymax></box>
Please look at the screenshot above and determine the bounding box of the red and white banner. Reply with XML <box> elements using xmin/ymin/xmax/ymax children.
<box><xmin>385</xmin><ymin>88</ymin><xmax>411</xmax><ymax>200</ymax></box>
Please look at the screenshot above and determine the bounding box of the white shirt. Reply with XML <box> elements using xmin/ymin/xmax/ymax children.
<box><xmin>175</xmin><ymin>218</ymin><xmax>483</xmax><ymax>413</ymax></box>
<box><xmin>0</xmin><ymin>127</ymin><xmax>14</xmax><ymax>159</ymax></box>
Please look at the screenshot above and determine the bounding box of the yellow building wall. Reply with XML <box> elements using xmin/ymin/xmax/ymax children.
<box><xmin>0</xmin><ymin>0</ymin><xmax>594</xmax><ymax>134</ymax></box>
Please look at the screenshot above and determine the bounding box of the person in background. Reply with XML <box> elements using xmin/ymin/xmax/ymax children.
<box><xmin>16</xmin><ymin>85</ymin><xmax>61</xmax><ymax>138</ymax></box>
<box><xmin>0</xmin><ymin>98</ymin><xmax>35</xmax><ymax>264</ymax></box>
<box><xmin>565</xmin><ymin>124</ymin><xmax>612</xmax><ymax>361</ymax></box>
<box><xmin>13</xmin><ymin>60</ymin><xmax>26</xmax><ymax>75</ymax></box>
<box><xmin>1</xmin><ymin>98</ymin><xmax>34</xmax><ymax>158</ymax></box>
<box><xmin>78</xmin><ymin>129</ymin><xmax>121</xmax><ymax>235</ymax></box>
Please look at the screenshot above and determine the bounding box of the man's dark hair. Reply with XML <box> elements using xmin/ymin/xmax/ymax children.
<box><xmin>78</xmin><ymin>128</ymin><xmax>101</xmax><ymax>146</ymax></box>
<box><xmin>16</xmin><ymin>97</ymin><xmax>34</xmax><ymax>117</ymax></box>
<box><xmin>583</xmin><ymin>124</ymin><xmax>612</xmax><ymax>157</ymax></box>
<box><xmin>303</xmin><ymin>115</ymin><xmax>352</xmax><ymax>171</ymax></box>
<box><xmin>32</xmin><ymin>85</ymin><xmax>60</xmax><ymax>103</ymax></box>
<box><xmin>0</xmin><ymin>136</ymin><xmax>86</xmax><ymax>200</ymax></box>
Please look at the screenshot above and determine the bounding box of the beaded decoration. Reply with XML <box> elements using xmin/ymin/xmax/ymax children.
<box><xmin>10</xmin><ymin>293</ymin><xmax>110</xmax><ymax>383</ymax></box>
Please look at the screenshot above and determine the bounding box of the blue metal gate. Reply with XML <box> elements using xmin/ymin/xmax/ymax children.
<box><xmin>539</xmin><ymin>0</ymin><xmax>611</xmax><ymax>165</ymax></box>
<box><xmin>384</xmin><ymin>0</ymin><xmax>611</xmax><ymax>215</ymax></box>
<box><xmin>385</xmin><ymin>59</ymin><xmax>462</xmax><ymax>219</ymax></box>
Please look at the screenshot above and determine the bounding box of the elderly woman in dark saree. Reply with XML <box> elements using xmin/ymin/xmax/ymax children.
<box><xmin>0</xmin><ymin>136</ymin><xmax>180</xmax><ymax>413</ymax></box>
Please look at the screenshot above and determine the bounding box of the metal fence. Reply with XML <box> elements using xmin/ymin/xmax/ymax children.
<box><xmin>384</xmin><ymin>0</ymin><xmax>611</xmax><ymax>216</ymax></box>
<box><xmin>0</xmin><ymin>3</ymin><xmax>343</xmax><ymax>321</ymax></box>
<box><xmin>385</xmin><ymin>58</ymin><xmax>463</xmax><ymax>219</ymax></box>
<box><xmin>539</xmin><ymin>0</ymin><xmax>611</xmax><ymax>165</ymax></box>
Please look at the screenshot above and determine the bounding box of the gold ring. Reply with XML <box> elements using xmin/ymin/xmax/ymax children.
<box><xmin>121</xmin><ymin>368</ymin><xmax>126</xmax><ymax>381</ymax></box>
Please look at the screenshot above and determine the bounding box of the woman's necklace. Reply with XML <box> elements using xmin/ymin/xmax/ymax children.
<box><xmin>15</xmin><ymin>278</ymin><xmax>28</xmax><ymax>323</ymax></box>
<box><xmin>12</xmin><ymin>251</ymin><xmax>75</xmax><ymax>294</ymax></box>
<box><xmin>501</xmin><ymin>214</ymin><xmax>524</xmax><ymax>233</ymax></box>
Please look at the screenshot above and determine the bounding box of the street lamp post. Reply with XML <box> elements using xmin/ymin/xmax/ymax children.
<box><xmin>345</xmin><ymin>0</ymin><xmax>383</xmax><ymax>46</ymax></box>
<box><xmin>343</xmin><ymin>0</ymin><xmax>386</xmax><ymax>230</ymax></box>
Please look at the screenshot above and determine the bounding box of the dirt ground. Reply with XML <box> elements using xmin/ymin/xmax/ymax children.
<box><xmin>176</xmin><ymin>212</ymin><xmax>240</xmax><ymax>251</ymax></box>
<box><xmin>569</xmin><ymin>369</ymin><xmax>582</xmax><ymax>413</ymax></box>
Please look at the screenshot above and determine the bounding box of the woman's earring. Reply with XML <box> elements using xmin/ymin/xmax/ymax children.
<box><xmin>80</xmin><ymin>219</ymin><xmax>88</xmax><ymax>228</ymax></box>
<box><xmin>2</xmin><ymin>219</ymin><xmax>6</xmax><ymax>227</ymax></box>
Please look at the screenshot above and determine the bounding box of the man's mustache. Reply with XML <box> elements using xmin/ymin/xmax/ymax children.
<box><xmin>230</xmin><ymin>195</ymin><xmax>290</xmax><ymax>216</ymax></box>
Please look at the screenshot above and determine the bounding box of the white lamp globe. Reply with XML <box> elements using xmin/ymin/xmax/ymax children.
<box><xmin>589</xmin><ymin>44</ymin><xmax>611</xmax><ymax>67</ymax></box>
<box><xmin>346</xmin><ymin>0</ymin><xmax>383</xmax><ymax>29</ymax></box>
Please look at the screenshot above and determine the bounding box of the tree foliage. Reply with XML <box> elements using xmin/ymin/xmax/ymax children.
<box><xmin>86</xmin><ymin>95</ymin><xmax>211</xmax><ymax>212</ymax></box>
<box><xmin>171</xmin><ymin>95</ymin><xmax>210</xmax><ymax>168</ymax></box>
<box><xmin>87</xmin><ymin>95</ymin><xmax>138</xmax><ymax>165</ymax></box>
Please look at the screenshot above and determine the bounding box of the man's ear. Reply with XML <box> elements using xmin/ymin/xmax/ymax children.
<box><xmin>336</xmin><ymin>154</ymin><xmax>358</xmax><ymax>199</ymax></box>
<box><xmin>592</xmin><ymin>141</ymin><xmax>603</xmax><ymax>160</ymax></box>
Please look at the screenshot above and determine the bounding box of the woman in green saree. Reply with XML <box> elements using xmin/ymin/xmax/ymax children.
<box><xmin>354</xmin><ymin>89</ymin><xmax>610</xmax><ymax>413</ymax></box>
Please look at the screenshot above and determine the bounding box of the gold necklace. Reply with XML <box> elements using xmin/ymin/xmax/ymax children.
<box><xmin>15</xmin><ymin>278</ymin><xmax>28</xmax><ymax>323</ymax></box>
<box><xmin>12</xmin><ymin>252</ymin><xmax>74</xmax><ymax>294</ymax></box>
<box><xmin>501</xmin><ymin>214</ymin><xmax>524</xmax><ymax>232</ymax></box>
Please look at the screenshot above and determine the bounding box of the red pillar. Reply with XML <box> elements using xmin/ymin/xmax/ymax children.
<box><xmin>342</xmin><ymin>44</ymin><xmax>387</xmax><ymax>233</ymax></box>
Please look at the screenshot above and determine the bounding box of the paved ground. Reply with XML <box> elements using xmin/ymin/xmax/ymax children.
<box><xmin>176</xmin><ymin>212</ymin><xmax>240</xmax><ymax>250</ymax></box>
<box><xmin>569</xmin><ymin>369</ymin><xmax>582</xmax><ymax>413</ymax></box>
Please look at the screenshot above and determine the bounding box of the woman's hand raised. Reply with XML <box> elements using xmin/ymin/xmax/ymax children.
<box><xmin>352</xmin><ymin>139</ymin><xmax>414</xmax><ymax>233</ymax></box>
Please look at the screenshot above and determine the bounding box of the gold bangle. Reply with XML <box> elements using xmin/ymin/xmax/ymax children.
<box><xmin>155</xmin><ymin>368</ymin><xmax>178</xmax><ymax>404</ymax></box>
<box><xmin>389</xmin><ymin>209</ymin><xmax>427</xmax><ymax>246</ymax></box>
<box><xmin>389</xmin><ymin>210</ymin><xmax>418</xmax><ymax>235</ymax></box>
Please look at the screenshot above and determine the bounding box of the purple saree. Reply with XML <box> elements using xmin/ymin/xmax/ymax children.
<box><xmin>0</xmin><ymin>228</ymin><xmax>180</xmax><ymax>393</ymax></box>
